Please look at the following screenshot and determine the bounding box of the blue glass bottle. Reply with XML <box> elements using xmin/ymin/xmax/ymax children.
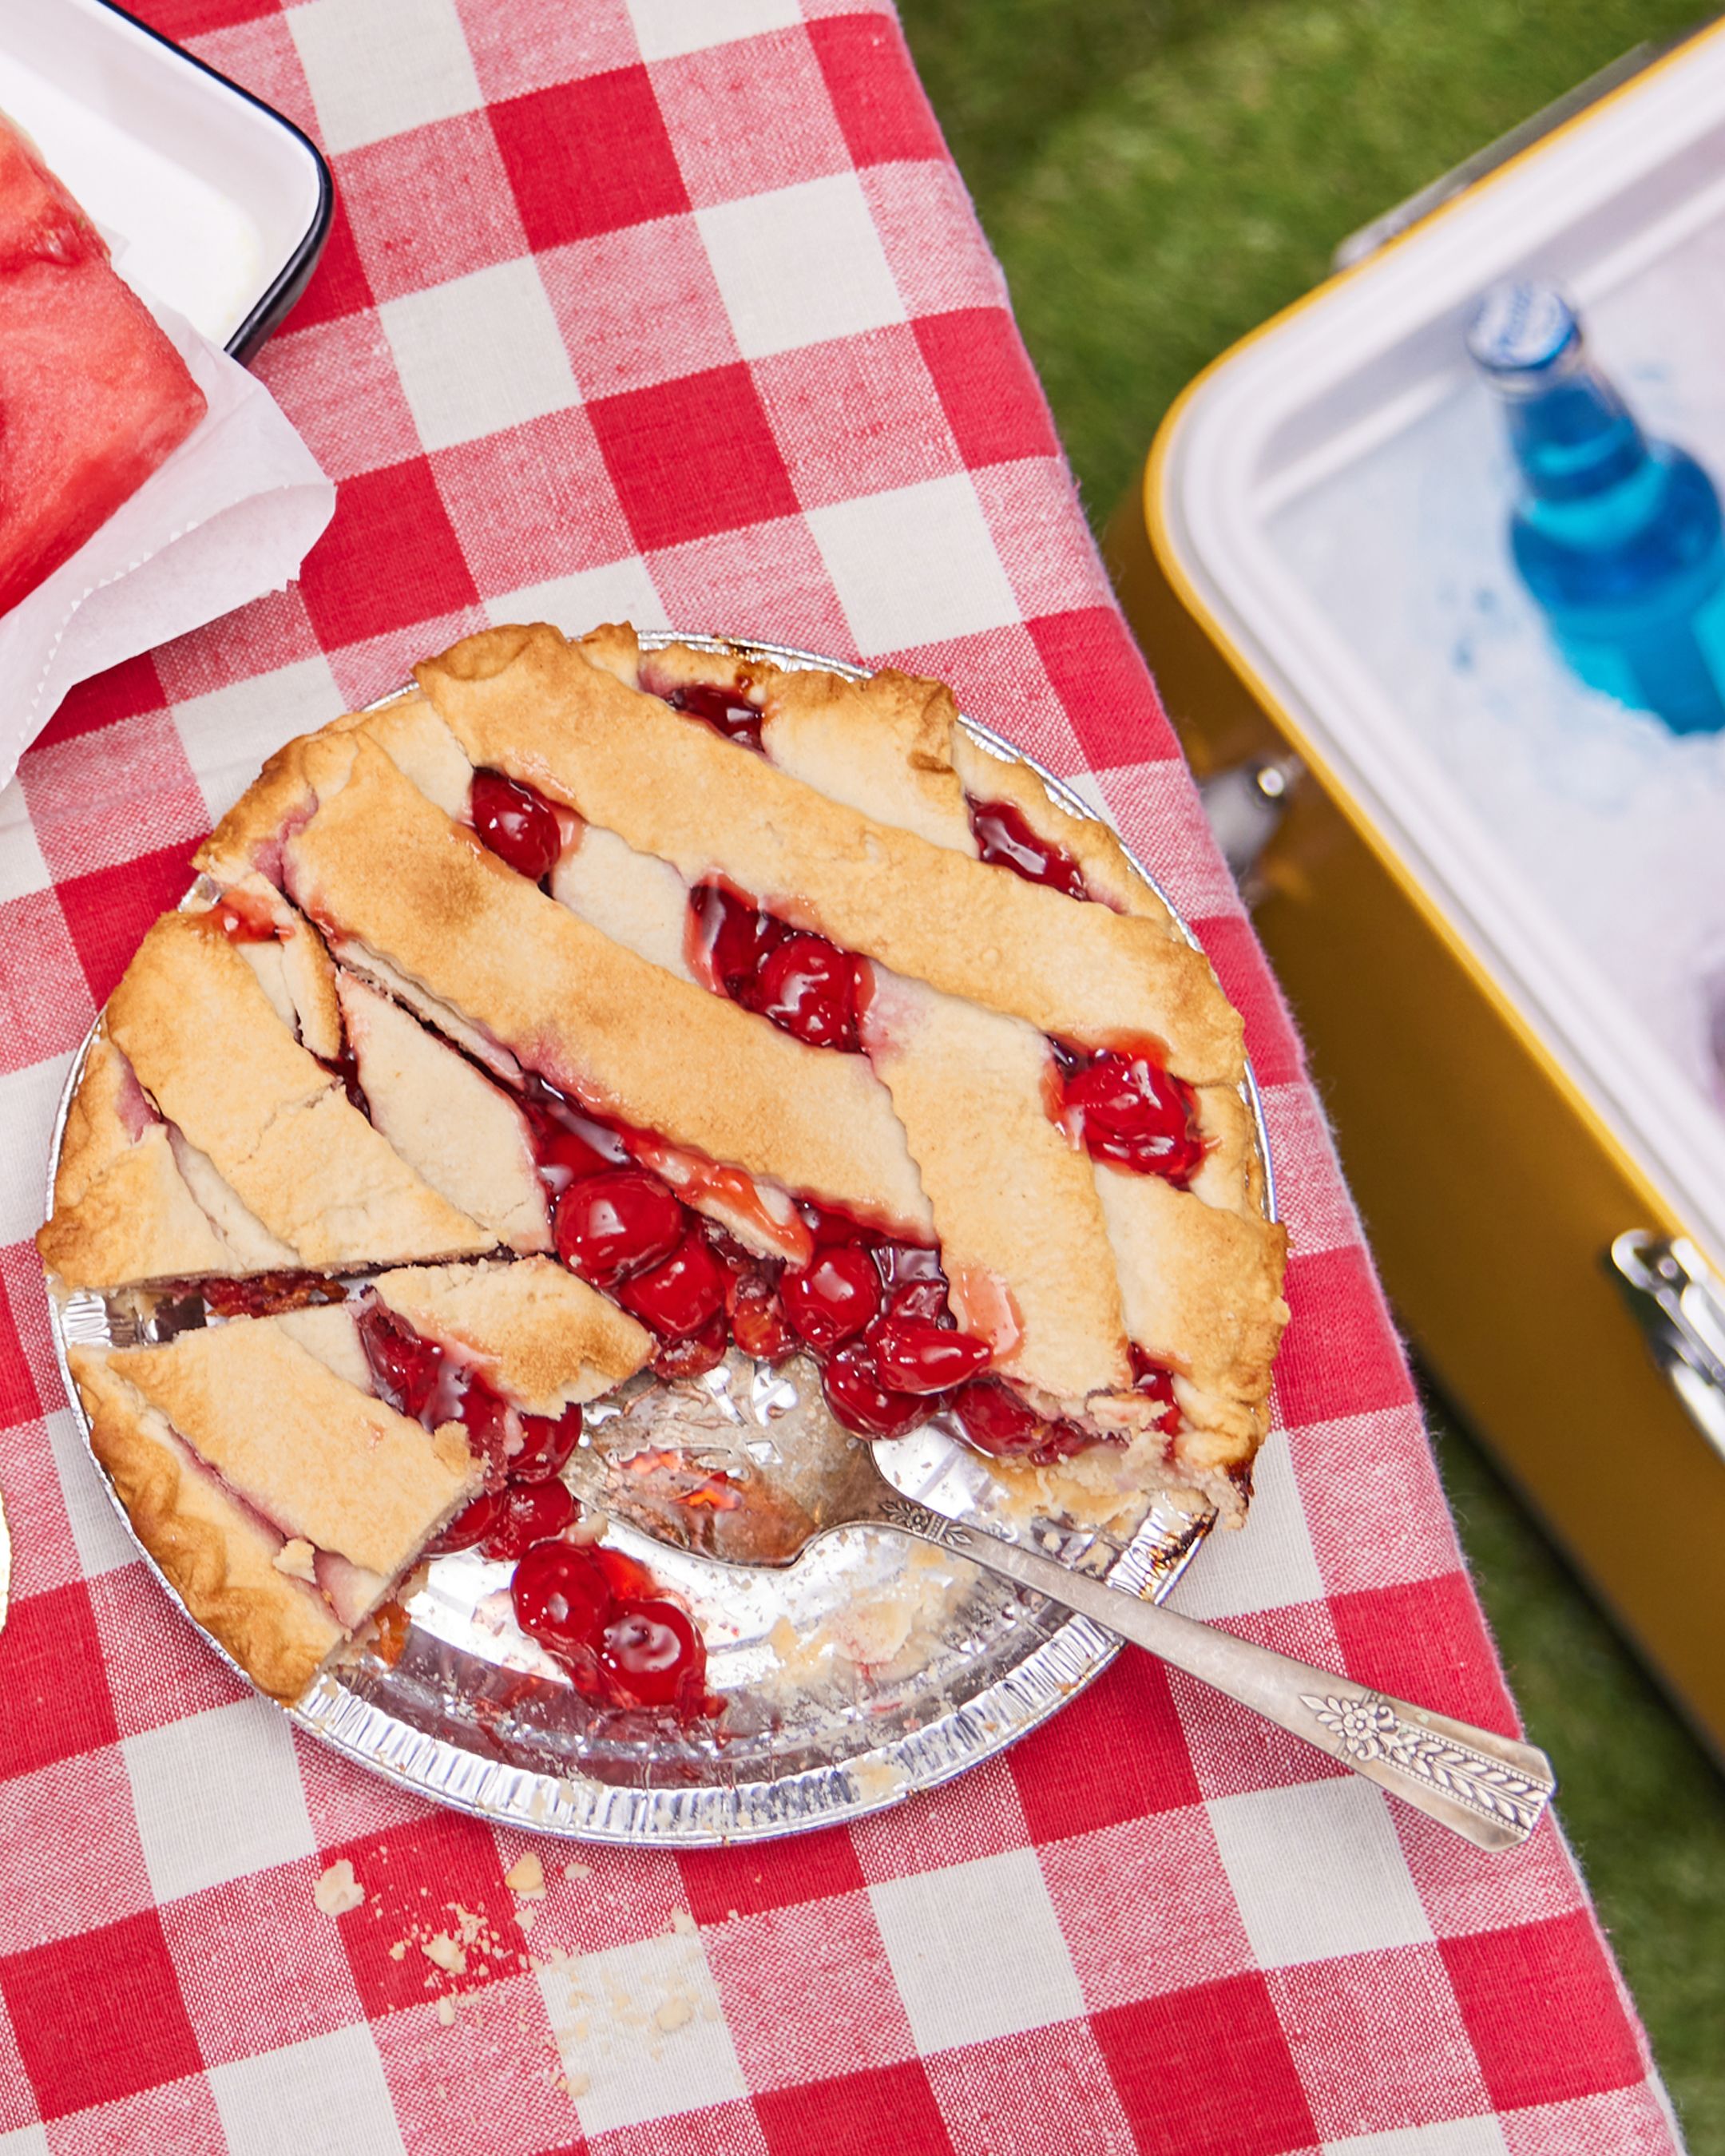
<box><xmin>1467</xmin><ymin>282</ymin><xmax>1725</xmax><ymax>735</ymax></box>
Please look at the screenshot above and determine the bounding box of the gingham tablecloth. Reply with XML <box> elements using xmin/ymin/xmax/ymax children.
<box><xmin>0</xmin><ymin>3</ymin><xmax>1682</xmax><ymax>2151</ymax></box>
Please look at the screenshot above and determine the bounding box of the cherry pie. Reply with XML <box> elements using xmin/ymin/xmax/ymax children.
<box><xmin>40</xmin><ymin>624</ymin><xmax>1287</xmax><ymax>1710</ymax></box>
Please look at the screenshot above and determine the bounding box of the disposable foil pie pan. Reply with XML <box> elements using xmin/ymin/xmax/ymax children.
<box><xmin>45</xmin><ymin>633</ymin><xmax>1275</xmax><ymax>1845</ymax></box>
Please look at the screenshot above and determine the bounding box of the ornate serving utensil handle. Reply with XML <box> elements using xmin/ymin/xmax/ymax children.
<box><xmin>866</xmin><ymin>1488</ymin><xmax>1555</xmax><ymax>1853</ymax></box>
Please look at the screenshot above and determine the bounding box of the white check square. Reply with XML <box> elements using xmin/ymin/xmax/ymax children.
<box><xmin>537</xmin><ymin>1928</ymin><xmax>747</xmax><ymax>2134</ymax></box>
<box><xmin>209</xmin><ymin>2027</ymin><xmax>406</xmax><ymax>2156</ymax></box>
<box><xmin>1322</xmin><ymin>2121</ymin><xmax>1510</xmax><ymax>2156</ymax></box>
<box><xmin>1168</xmin><ymin>1429</ymin><xmax>1324</xmax><ymax>1621</ymax></box>
<box><xmin>870</xmin><ymin>1848</ymin><xmax>1084</xmax><ymax>2054</ymax></box>
<box><xmin>287</xmin><ymin>0</ymin><xmax>483</xmax><ymax>156</ymax></box>
<box><xmin>46</xmin><ymin>1405</ymin><xmax>139</xmax><ymax>1579</ymax></box>
<box><xmin>490</xmin><ymin>558</ymin><xmax>667</xmax><ymax>637</ymax></box>
<box><xmin>382</xmin><ymin>260</ymin><xmax>580</xmax><ymax>454</ymax></box>
<box><xmin>172</xmin><ymin>655</ymin><xmax>347</xmax><ymax>828</ymax></box>
<box><xmin>0</xmin><ymin>779</ymin><xmax>50</xmax><ymax>904</ymax></box>
<box><xmin>1208</xmin><ymin>1779</ymin><xmax>1434</xmax><ymax>1969</ymax></box>
<box><xmin>123</xmin><ymin>1697</ymin><xmax>317</xmax><ymax>1903</ymax></box>
<box><xmin>627</xmin><ymin>0</ymin><xmax>801</xmax><ymax>59</ymax></box>
<box><xmin>807</xmin><ymin>474</ymin><xmax>1023</xmax><ymax>655</ymax></box>
<box><xmin>698</xmin><ymin>174</ymin><xmax>905</xmax><ymax>360</ymax></box>
<box><xmin>0</xmin><ymin>1052</ymin><xmax>73</xmax><ymax>1246</ymax></box>
<box><xmin>0</xmin><ymin>2128</ymin><xmax>50</xmax><ymax>2155</ymax></box>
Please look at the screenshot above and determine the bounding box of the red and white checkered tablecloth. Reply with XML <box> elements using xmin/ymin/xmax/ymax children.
<box><xmin>0</xmin><ymin>2</ymin><xmax>1683</xmax><ymax>2151</ymax></box>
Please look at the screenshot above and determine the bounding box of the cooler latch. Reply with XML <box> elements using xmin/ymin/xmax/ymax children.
<box><xmin>1608</xmin><ymin>1231</ymin><xmax>1725</xmax><ymax>1464</ymax></box>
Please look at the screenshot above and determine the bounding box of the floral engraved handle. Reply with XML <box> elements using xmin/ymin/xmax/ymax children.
<box><xmin>1300</xmin><ymin>1692</ymin><xmax>1553</xmax><ymax>1834</ymax></box>
<box><xmin>859</xmin><ymin>1480</ymin><xmax>1556</xmax><ymax>1850</ymax></box>
<box><xmin>872</xmin><ymin>1492</ymin><xmax>978</xmax><ymax>1554</ymax></box>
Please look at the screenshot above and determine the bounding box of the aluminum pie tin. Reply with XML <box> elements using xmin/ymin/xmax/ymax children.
<box><xmin>45</xmin><ymin>632</ymin><xmax>1275</xmax><ymax>1845</ymax></box>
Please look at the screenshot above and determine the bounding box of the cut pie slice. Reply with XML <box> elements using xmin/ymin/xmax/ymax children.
<box><xmin>42</xmin><ymin>906</ymin><xmax>498</xmax><ymax>1290</ymax></box>
<box><xmin>68</xmin><ymin>1324</ymin><xmax>478</xmax><ymax>1701</ymax></box>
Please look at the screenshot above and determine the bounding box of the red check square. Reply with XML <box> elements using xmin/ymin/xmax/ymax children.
<box><xmin>914</xmin><ymin>309</ymin><xmax>1059</xmax><ymax>470</ymax></box>
<box><xmin>1029</xmin><ymin>605</ymin><xmax>1175</xmax><ymax>771</ymax></box>
<box><xmin>32</xmin><ymin>652</ymin><xmax>165</xmax><ymax>751</ymax></box>
<box><xmin>756</xmin><ymin>2061</ymin><xmax>954</xmax><ymax>2156</ymax></box>
<box><xmin>1093</xmin><ymin>1972</ymin><xmax>1318</xmax><ymax>2156</ymax></box>
<box><xmin>149</xmin><ymin>0</ymin><xmax>280</xmax><ymax>34</ymax></box>
<box><xmin>1441</xmin><ymin>1912</ymin><xmax>1648</xmax><ymax>2111</ymax></box>
<box><xmin>0</xmin><ymin>1584</ymin><xmax>121</xmax><ymax>1781</ymax></box>
<box><xmin>1010</xmin><ymin>1648</ymin><xmax>1200</xmax><ymax>1841</ymax></box>
<box><xmin>807</xmin><ymin>14</ymin><xmax>946</xmax><ymax>168</ymax></box>
<box><xmin>589</xmin><ymin>364</ymin><xmax>798</xmax><ymax>550</ymax></box>
<box><xmin>1330</xmin><ymin>1572</ymin><xmax>1518</xmax><ymax>1734</ymax></box>
<box><xmin>56</xmin><ymin>844</ymin><xmax>202</xmax><ymax>1008</ymax></box>
<box><xmin>678</xmin><ymin>1825</ymin><xmax>864</xmax><ymax>1927</ymax></box>
<box><xmin>324</xmin><ymin>1810</ymin><xmax>524</xmax><ymax>2017</ymax></box>
<box><xmin>0</xmin><ymin>1278</ymin><xmax>42</xmax><ymax>1434</ymax></box>
<box><xmin>0</xmin><ymin>1908</ymin><xmax>203</xmax><ymax>2118</ymax></box>
<box><xmin>492</xmin><ymin>69</ymin><xmax>690</xmax><ymax>252</ymax></box>
<box><xmin>1275</xmin><ymin>1244</ymin><xmax>1419</xmax><ymax>1431</ymax></box>
<box><xmin>297</xmin><ymin>460</ymin><xmax>482</xmax><ymax>651</ymax></box>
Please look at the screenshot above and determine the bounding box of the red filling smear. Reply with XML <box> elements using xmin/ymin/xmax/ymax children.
<box><xmin>198</xmin><ymin>1272</ymin><xmax>348</xmax><ymax>1318</ymax></box>
<box><xmin>658</xmin><ymin>680</ymin><xmax>764</xmax><ymax>755</ymax></box>
<box><xmin>1052</xmin><ymin>1038</ymin><xmax>1205</xmax><ymax>1185</ymax></box>
<box><xmin>966</xmin><ymin>795</ymin><xmax>1091</xmax><ymax>900</ymax></box>
<box><xmin>1128</xmin><ymin>1345</ymin><xmax>1184</xmax><ymax>1441</ymax></box>
<box><xmin>951</xmin><ymin>1380</ymin><xmax>1100</xmax><ymax>1465</ymax></box>
<box><xmin>470</xmin><ymin>767</ymin><xmax>564</xmax><ymax>883</ymax></box>
<box><xmin>210</xmin><ymin>888</ymin><xmax>283</xmax><ymax>944</ymax></box>
<box><xmin>510</xmin><ymin>1540</ymin><xmax>717</xmax><ymax>1714</ymax></box>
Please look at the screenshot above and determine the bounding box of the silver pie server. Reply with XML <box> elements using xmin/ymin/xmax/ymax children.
<box><xmin>575</xmin><ymin>1438</ymin><xmax>1556</xmax><ymax>1853</ymax></box>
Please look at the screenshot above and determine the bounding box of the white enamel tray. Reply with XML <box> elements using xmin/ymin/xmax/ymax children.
<box><xmin>46</xmin><ymin>636</ymin><xmax>1275</xmax><ymax>1844</ymax></box>
<box><xmin>0</xmin><ymin>0</ymin><xmax>329</xmax><ymax>355</ymax></box>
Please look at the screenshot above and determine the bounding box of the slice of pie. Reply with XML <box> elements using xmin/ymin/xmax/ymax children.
<box><xmin>38</xmin><ymin>623</ymin><xmax>1287</xmax><ymax>1711</ymax></box>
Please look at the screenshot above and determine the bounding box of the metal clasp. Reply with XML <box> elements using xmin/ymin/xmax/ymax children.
<box><xmin>1197</xmin><ymin>755</ymin><xmax>1303</xmax><ymax>888</ymax></box>
<box><xmin>1608</xmin><ymin>1231</ymin><xmax>1725</xmax><ymax>1464</ymax></box>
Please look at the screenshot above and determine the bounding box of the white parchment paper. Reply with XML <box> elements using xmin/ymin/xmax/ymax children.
<box><xmin>0</xmin><ymin>287</ymin><xmax>334</xmax><ymax>791</ymax></box>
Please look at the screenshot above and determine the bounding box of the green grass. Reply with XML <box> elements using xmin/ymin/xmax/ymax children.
<box><xmin>897</xmin><ymin>0</ymin><xmax>1725</xmax><ymax>2139</ymax></box>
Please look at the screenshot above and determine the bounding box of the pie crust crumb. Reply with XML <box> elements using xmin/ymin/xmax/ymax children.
<box><xmin>505</xmin><ymin>1851</ymin><xmax>546</xmax><ymax>1897</ymax></box>
<box><xmin>313</xmin><ymin>1859</ymin><xmax>365</xmax><ymax>1916</ymax></box>
<box><xmin>273</xmin><ymin>1537</ymin><xmax>318</xmax><ymax>1583</ymax></box>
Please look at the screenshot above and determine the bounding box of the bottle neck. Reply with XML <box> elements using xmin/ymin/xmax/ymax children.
<box><xmin>1498</xmin><ymin>350</ymin><xmax>1648</xmax><ymax>505</ymax></box>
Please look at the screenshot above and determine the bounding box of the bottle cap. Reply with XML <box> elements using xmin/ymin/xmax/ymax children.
<box><xmin>1466</xmin><ymin>282</ymin><xmax>1579</xmax><ymax>377</ymax></box>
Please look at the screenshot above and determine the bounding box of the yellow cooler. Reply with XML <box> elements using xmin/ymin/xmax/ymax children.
<box><xmin>1106</xmin><ymin>23</ymin><xmax>1725</xmax><ymax>1756</ymax></box>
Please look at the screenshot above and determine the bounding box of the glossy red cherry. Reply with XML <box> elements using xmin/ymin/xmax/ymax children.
<box><xmin>749</xmin><ymin>933</ymin><xmax>860</xmax><ymax>1051</ymax></box>
<box><xmin>536</xmin><ymin>1121</ymin><xmax>621</xmax><ymax>1187</ymax></box>
<box><xmin>950</xmin><ymin>1380</ymin><xmax>1049</xmax><ymax>1457</ymax></box>
<box><xmin>471</xmin><ymin>768</ymin><xmax>563</xmax><ymax>882</ymax></box>
<box><xmin>967</xmin><ymin>795</ymin><xmax>1089</xmax><ymax>899</ymax></box>
<box><xmin>426</xmin><ymin>1488</ymin><xmax>504</xmax><ymax>1553</ymax></box>
<box><xmin>482</xmin><ymin>1480</ymin><xmax>577</xmax><ymax>1560</ymax></box>
<box><xmin>618</xmin><ymin>1231</ymin><xmax>727</xmax><ymax>1339</ymax></box>
<box><xmin>781</xmin><ymin>1246</ymin><xmax>881</xmax><ymax>1350</ymax></box>
<box><xmin>652</xmin><ymin>1310</ymin><xmax>729</xmax><ymax>1379</ymax></box>
<box><xmin>689</xmin><ymin>880</ymin><xmax>784</xmax><ymax>994</ymax></box>
<box><xmin>1060</xmin><ymin>1049</ymin><xmax>1204</xmax><ymax>1183</ymax></box>
<box><xmin>600</xmin><ymin>1598</ymin><xmax>707</xmax><ymax>1706</ymax></box>
<box><xmin>513</xmin><ymin>1401</ymin><xmax>582</xmax><ymax>1483</ymax></box>
<box><xmin>356</xmin><ymin>1304</ymin><xmax>444</xmax><ymax>1421</ymax></box>
<box><xmin>728</xmin><ymin>1270</ymin><xmax>796</xmax><ymax>1358</ymax></box>
<box><xmin>511</xmin><ymin>1540</ymin><xmax>613</xmax><ymax>1662</ymax></box>
<box><xmin>594</xmin><ymin>1546</ymin><xmax>659</xmax><ymax>1601</ymax></box>
<box><xmin>823</xmin><ymin>1349</ymin><xmax>929</xmax><ymax>1439</ymax></box>
<box><xmin>666</xmin><ymin>682</ymin><xmax>765</xmax><ymax>753</ymax></box>
<box><xmin>555</xmin><ymin>1169</ymin><xmax>685</xmax><ymax>1286</ymax></box>
<box><xmin>867</xmin><ymin>1316</ymin><xmax>991</xmax><ymax>1395</ymax></box>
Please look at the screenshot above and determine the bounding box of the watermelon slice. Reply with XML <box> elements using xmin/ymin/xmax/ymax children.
<box><xmin>0</xmin><ymin>114</ymin><xmax>208</xmax><ymax>617</ymax></box>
